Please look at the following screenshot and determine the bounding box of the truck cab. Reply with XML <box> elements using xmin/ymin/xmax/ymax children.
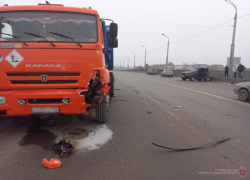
<box><xmin>0</xmin><ymin>4</ymin><xmax>118</xmax><ymax>123</ymax></box>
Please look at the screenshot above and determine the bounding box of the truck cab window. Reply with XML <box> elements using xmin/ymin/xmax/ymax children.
<box><xmin>0</xmin><ymin>11</ymin><xmax>98</xmax><ymax>43</ymax></box>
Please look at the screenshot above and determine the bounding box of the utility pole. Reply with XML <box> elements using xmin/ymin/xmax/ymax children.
<box><xmin>131</xmin><ymin>52</ymin><xmax>135</xmax><ymax>68</ymax></box>
<box><xmin>225</xmin><ymin>0</ymin><xmax>237</xmax><ymax>78</ymax></box>
<box><xmin>162</xmin><ymin>34</ymin><xmax>169</xmax><ymax>69</ymax></box>
<box><xmin>141</xmin><ymin>45</ymin><xmax>147</xmax><ymax>71</ymax></box>
<box><xmin>121</xmin><ymin>58</ymin><xmax>124</xmax><ymax>69</ymax></box>
<box><xmin>126</xmin><ymin>56</ymin><xmax>129</xmax><ymax>69</ymax></box>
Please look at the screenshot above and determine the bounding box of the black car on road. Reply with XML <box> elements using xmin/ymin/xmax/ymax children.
<box><xmin>180</xmin><ymin>68</ymin><xmax>210</xmax><ymax>81</ymax></box>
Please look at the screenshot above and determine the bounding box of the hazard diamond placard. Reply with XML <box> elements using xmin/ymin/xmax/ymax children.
<box><xmin>5</xmin><ymin>49</ymin><xmax>24</xmax><ymax>68</ymax></box>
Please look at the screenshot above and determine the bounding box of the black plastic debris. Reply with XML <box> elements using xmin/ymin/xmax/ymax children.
<box><xmin>152</xmin><ymin>138</ymin><xmax>230</xmax><ymax>151</ymax></box>
<box><xmin>54</xmin><ymin>139</ymin><xmax>75</xmax><ymax>156</ymax></box>
<box><xmin>132</xmin><ymin>90</ymin><xmax>140</xmax><ymax>94</ymax></box>
<box><xmin>54</xmin><ymin>129</ymin><xmax>75</xmax><ymax>155</ymax></box>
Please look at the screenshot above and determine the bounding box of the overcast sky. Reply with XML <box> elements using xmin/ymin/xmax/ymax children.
<box><xmin>2</xmin><ymin>0</ymin><xmax>250</xmax><ymax>68</ymax></box>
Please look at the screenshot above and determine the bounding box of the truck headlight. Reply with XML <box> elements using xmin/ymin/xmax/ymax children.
<box><xmin>0</xmin><ymin>96</ymin><xmax>6</xmax><ymax>105</ymax></box>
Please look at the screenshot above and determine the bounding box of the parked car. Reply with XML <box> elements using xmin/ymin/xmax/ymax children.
<box><xmin>180</xmin><ymin>68</ymin><xmax>210</xmax><ymax>81</ymax></box>
<box><xmin>234</xmin><ymin>82</ymin><xmax>250</xmax><ymax>102</ymax></box>
<box><xmin>161</xmin><ymin>69</ymin><xmax>173</xmax><ymax>77</ymax></box>
<box><xmin>146</xmin><ymin>68</ymin><xmax>157</xmax><ymax>75</ymax></box>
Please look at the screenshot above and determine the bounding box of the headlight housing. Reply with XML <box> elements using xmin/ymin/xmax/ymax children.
<box><xmin>0</xmin><ymin>96</ymin><xmax>6</xmax><ymax>105</ymax></box>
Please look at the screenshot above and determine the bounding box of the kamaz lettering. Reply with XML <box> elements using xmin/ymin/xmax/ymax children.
<box><xmin>26</xmin><ymin>64</ymin><xmax>61</xmax><ymax>67</ymax></box>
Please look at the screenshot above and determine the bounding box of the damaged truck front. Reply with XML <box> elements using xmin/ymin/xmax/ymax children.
<box><xmin>0</xmin><ymin>4</ymin><xmax>118</xmax><ymax>123</ymax></box>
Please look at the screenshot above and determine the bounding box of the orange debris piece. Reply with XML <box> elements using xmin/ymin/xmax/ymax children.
<box><xmin>171</xmin><ymin>106</ymin><xmax>181</xmax><ymax>108</ymax></box>
<box><xmin>42</xmin><ymin>158</ymin><xmax>62</xmax><ymax>169</ymax></box>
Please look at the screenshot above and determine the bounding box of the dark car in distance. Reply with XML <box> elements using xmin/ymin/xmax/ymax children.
<box><xmin>146</xmin><ymin>68</ymin><xmax>157</xmax><ymax>75</ymax></box>
<box><xmin>180</xmin><ymin>68</ymin><xmax>210</xmax><ymax>81</ymax></box>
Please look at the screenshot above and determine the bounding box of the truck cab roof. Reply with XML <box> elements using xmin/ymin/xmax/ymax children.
<box><xmin>0</xmin><ymin>4</ymin><xmax>99</xmax><ymax>15</ymax></box>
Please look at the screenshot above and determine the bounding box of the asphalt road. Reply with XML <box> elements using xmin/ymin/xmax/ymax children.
<box><xmin>0</xmin><ymin>71</ymin><xmax>249</xmax><ymax>180</ymax></box>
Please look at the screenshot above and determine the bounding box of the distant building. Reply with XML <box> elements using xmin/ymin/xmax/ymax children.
<box><xmin>175</xmin><ymin>65</ymin><xmax>192</xmax><ymax>70</ymax></box>
<box><xmin>151</xmin><ymin>62</ymin><xmax>175</xmax><ymax>69</ymax></box>
<box><xmin>175</xmin><ymin>64</ymin><xmax>209</xmax><ymax>70</ymax></box>
<box><xmin>210</xmin><ymin>64</ymin><xmax>225</xmax><ymax>71</ymax></box>
<box><xmin>192</xmin><ymin>64</ymin><xmax>210</xmax><ymax>68</ymax></box>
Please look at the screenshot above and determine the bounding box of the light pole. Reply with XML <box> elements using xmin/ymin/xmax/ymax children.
<box><xmin>131</xmin><ymin>52</ymin><xmax>135</xmax><ymax>68</ymax></box>
<box><xmin>126</xmin><ymin>56</ymin><xmax>129</xmax><ymax>69</ymax></box>
<box><xmin>121</xmin><ymin>58</ymin><xmax>124</xmax><ymax>69</ymax></box>
<box><xmin>225</xmin><ymin>0</ymin><xmax>237</xmax><ymax>78</ymax></box>
<box><xmin>162</xmin><ymin>34</ymin><xmax>169</xmax><ymax>69</ymax></box>
<box><xmin>141</xmin><ymin>45</ymin><xmax>147</xmax><ymax>71</ymax></box>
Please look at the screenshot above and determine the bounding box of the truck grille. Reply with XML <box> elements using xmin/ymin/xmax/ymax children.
<box><xmin>28</xmin><ymin>98</ymin><xmax>68</xmax><ymax>104</ymax></box>
<box><xmin>11</xmin><ymin>80</ymin><xmax>78</xmax><ymax>84</ymax></box>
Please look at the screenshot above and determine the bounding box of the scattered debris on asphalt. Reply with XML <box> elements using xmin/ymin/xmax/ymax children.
<box><xmin>119</xmin><ymin>100</ymin><xmax>126</xmax><ymax>101</ymax></box>
<box><xmin>42</xmin><ymin>158</ymin><xmax>62</xmax><ymax>169</ymax></box>
<box><xmin>115</xmin><ymin>89</ymin><xmax>120</xmax><ymax>90</ymax></box>
<box><xmin>132</xmin><ymin>90</ymin><xmax>140</xmax><ymax>94</ymax></box>
<box><xmin>54</xmin><ymin>129</ymin><xmax>75</xmax><ymax>155</ymax></box>
<box><xmin>171</xmin><ymin>124</ymin><xmax>174</xmax><ymax>126</ymax></box>
<box><xmin>152</xmin><ymin>138</ymin><xmax>230</xmax><ymax>151</ymax></box>
<box><xmin>147</xmin><ymin>111</ymin><xmax>152</xmax><ymax>114</ymax></box>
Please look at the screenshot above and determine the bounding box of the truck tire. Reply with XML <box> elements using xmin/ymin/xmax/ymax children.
<box><xmin>95</xmin><ymin>95</ymin><xmax>110</xmax><ymax>123</ymax></box>
<box><xmin>182</xmin><ymin>78</ymin><xmax>186</xmax><ymax>81</ymax></box>
<box><xmin>109</xmin><ymin>72</ymin><xmax>115</xmax><ymax>97</ymax></box>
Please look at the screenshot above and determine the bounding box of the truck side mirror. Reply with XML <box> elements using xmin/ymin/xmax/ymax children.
<box><xmin>109</xmin><ymin>38</ymin><xmax>118</xmax><ymax>48</ymax></box>
<box><xmin>110</xmin><ymin>23</ymin><xmax>118</xmax><ymax>38</ymax></box>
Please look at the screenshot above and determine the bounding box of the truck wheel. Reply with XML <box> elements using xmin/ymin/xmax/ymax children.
<box><xmin>109</xmin><ymin>72</ymin><xmax>115</xmax><ymax>97</ymax></box>
<box><xmin>190</xmin><ymin>76</ymin><xmax>195</xmax><ymax>81</ymax></box>
<box><xmin>205</xmin><ymin>77</ymin><xmax>210</xmax><ymax>82</ymax></box>
<box><xmin>95</xmin><ymin>95</ymin><xmax>110</xmax><ymax>123</ymax></box>
<box><xmin>182</xmin><ymin>78</ymin><xmax>186</xmax><ymax>81</ymax></box>
<box><xmin>238</xmin><ymin>89</ymin><xmax>249</xmax><ymax>102</ymax></box>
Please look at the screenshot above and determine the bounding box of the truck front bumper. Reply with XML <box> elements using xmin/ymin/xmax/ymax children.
<box><xmin>0</xmin><ymin>89</ymin><xmax>91</xmax><ymax>116</ymax></box>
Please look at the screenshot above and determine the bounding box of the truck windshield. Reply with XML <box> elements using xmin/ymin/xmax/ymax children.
<box><xmin>0</xmin><ymin>11</ymin><xmax>98</xmax><ymax>43</ymax></box>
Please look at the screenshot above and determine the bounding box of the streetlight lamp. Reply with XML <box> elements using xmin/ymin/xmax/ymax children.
<box><xmin>162</xmin><ymin>34</ymin><xmax>169</xmax><ymax>69</ymax></box>
<box><xmin>126</xmin><ymin>56</ymin><xmax>129</xmax><ymax>69</ymax></box>
<box><xmin>225</xmin><ymin>0</ymin><xmax>237</xmax><ymax>78</ymax></box>
<box><xmin>131</xmin><ymin>52</ymin><xmax>135</xmax><ymax>68</ymax></box>
<box><xmin>141</xmin><ymin>45</ymin><xmax>147</xmax><ymax>71</ymax></box>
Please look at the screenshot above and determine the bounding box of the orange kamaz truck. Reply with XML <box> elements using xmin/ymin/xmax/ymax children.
<box><xmin>0</xmin><ymin>3</ymin><xmax>118</xmax><ymax>123</ymax></box>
